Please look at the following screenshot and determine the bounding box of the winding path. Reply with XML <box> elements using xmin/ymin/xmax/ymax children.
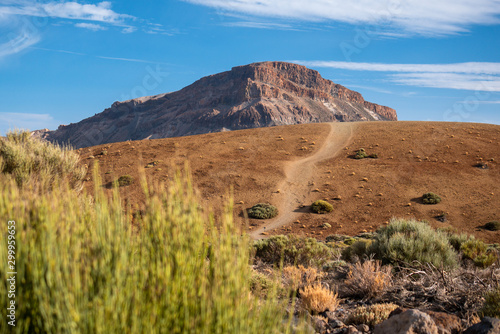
<box><xmin>250</xmin><ymin>122</ymin><xmax>355</xmax><ymax>240</ymax></box>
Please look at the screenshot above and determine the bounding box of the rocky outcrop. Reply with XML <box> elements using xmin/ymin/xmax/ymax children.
<box><xmin>36</xmin><ymin>61</ymin><xmax>397</xmax><ymax>148</ymax></box>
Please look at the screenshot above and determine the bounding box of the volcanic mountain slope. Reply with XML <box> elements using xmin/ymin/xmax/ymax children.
<box><xmin>37</xmin><ymin>61</ymin><xmax>397</xmax><ymax>148</ymax></box>
<box><xmin>79</xmin><ymin>121</ymin><xmax>500</xmax><ymax>244</ymax></box>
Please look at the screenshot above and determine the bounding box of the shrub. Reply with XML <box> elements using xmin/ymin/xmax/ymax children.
<box><xmin>369</xmin><ymin>153</ymin><xmax>379</xmax><ymax>159</ymax></box>
<box><xmin>249</xmin><ymin>271</ymin><xmax>284</xmax><ymax>299</ymax></box>
<box><xmin>299</xmin><ymin>283</ymin><xmax>339</xmax><ymax>314</ymax></box>
<box><xmin>115</xmin><ymin>175</ymin><xmax>134</xmax><ymax>187</ymax></box>
<box><xmin>248</xmin><ymin>203</ymin><xmax>278</xmax><ymax>219</ymax></box>
<box><xmin>342</xmin><ymin>239</ymin><xmax>373</xmax><ymax>263</ymax></box>
<box><xmin>344</xmin><ymin>260</ymin><xmax>392</xmax><ymax>298</ymax></box>
<box><xmin>0</xmin><ymin>171</ymin><xmax>304</xmax><ymax>333</ymax></box>
<box><xmin>370</xmin><ymin>218</ymin><xmax>458</xmax><ymax>268</ymax></box>
<box><xmin>254</xmin><ymin>235</ymin><xmax>333</xmax><ymax>267</ymax></box>
<box><xmin>422</xmin><ymin>192</ymin><xmax>442</xmax><ymax>204</ymax></box>
<box><xmin>0</xmin><ymin>130</ymin><xmax>86</xmax><ymax>188</ymax></box>
<box><xmin>447</xmin><ymin>232</ymin><xmax>475</xmax><ymax>252</ymax></box>
<box><xmin>346</xmin><ymin>303</ymin><xmax>399</xmax><ymax>326</ymax></box>
<box><xmin>282</xmin><ymin>265</ymin><xmax>323</xmax><ymax>291</ymax></box>
<box><xmin>481</xmin><ymin>286</ymin><xmax>500</xmax><ymax>318</ymax></box>
<box><xmin>311</xmin><ymin>200</ymin><xmax>333</xmax><ymax>214</ymax></box>
<box><xmin>485</xmin><ymin>221</ymin><xmax>500</xmax><ymax>231</ymax></box>
<box><xmin>460</xmin><ymin>239</ymin><xmax>498</xmax><ymax>268</ymax></box>
<box><xmin>354</xmin><ymin>148</ymin><xmax>368</xmax><ymax>159</ymax></box>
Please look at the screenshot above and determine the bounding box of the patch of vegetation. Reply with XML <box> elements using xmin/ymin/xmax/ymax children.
<box><xmin>248</xmin><ymin>203</ymin><xmax>279</xmax><ymax>219</ymax></box>
<box><xmin>311</xmin><ymin>200</ymin><xmax>333</xmax><ymax>214</ymax></box>
<box><xmin>249</xmin><ymin>271</ymin><xmax>284</xmax><ymax>299</ymax></box>
<box><xmin>474</xmin><ymin>162</ymin><xmax>489</xmax><ymax>169</ymax></box>
<box><xmin>460</xmin><ymin>239</ymin><xmax>498</xmax><ymax>268</ymax></box>
<box><xmin>481</xmin><ymin>286</ymin><xmax>500</xmax><ymax>318</ymax></box>
<box><xmin>484</xmin><ymin>221</ymin><xmax>500</xmax><ymax>231</ymax></box>
<box><xmin>0</xmin><ymin>130</ymin><xmax>86</xmax><ymax>188</ymax></box>
<box><xmin>344</xmin><ymin>260</ymin><xmax>392</xmax><ymax>298</ymax></box>
<box><xmin>299</xmin><ymin>283</ymin><xmax>339</xmax><ymax>314</ymax></box>
<box><xmin>0</xmin><ymin>171</ymin><xmax>302</xmax><ymax>333</ymax></box>
<box><xmin>422</xmin><ymin>192</ymin><xmax>442</xmax><ymax>204</ymax></box>
<box><xmin>370</xmin><ymin>218</ymin><xmax>458</xmax><ymax>269</ymax></box>
<box><xmin>446</xmin><ymin>232</ymin><xmax>475</xmax><ymax>252</ymax></box>
<box><xmin>115</xmin><ymin>175</ymin><xmax>134</xmax><ymax>187</ymax></box>
<box><xmin>253</xmin><ymin>235</ymin><xmax>333</xmax><ymax>267</ymax></box>
<box><xmin>353</xmin><ymin>148</ymin><xmax>379</xmax><ymax>160</ymax></box>
<box><xmin>282</xmin><ymin>265</ymin><xmax>323</xmax><ymax>292</ymax></box>
<box><xmin>346</xmin><ymin>303</ymin><xmax>399</xmax><ymax>327</ymax></box>
<box><xmin>342</xmin><ymin>239</ymin><xmax>374</xmax><ymax>262</ymax></box>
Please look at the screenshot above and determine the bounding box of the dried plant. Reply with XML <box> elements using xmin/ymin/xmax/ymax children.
<box><xmin>344</xmin><ymin>259</ymin><xmax>392</xmax><ymax>299</ymax></box>
<box><xmin>300</xmin><ymin>283</ymin><xmax>339</xmax><ymax>314</ymax></box>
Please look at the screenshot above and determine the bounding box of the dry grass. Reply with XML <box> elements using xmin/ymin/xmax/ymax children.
<box><xmin>344</xmin><ymin>260</ymin><xmax>392</xmax><ymax>299</ymax></box>
<box><xmin>346</xmin><ymin>303</ymin><xmax>399</xmax><ymax>326</ymax></box>
<box><xmin>282</xmin><ymin>265</ymin><xmax>323</xmax><ymax>291</ymax></box>
<box><xmin>299</xmin><ymin>283</ymin><xmax>339</xmax><ymax>314</ymax></box>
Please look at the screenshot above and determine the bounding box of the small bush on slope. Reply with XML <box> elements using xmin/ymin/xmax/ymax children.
<box><xmin>346</xmin><ymin>303</ymin><xmax>399</xmax><ymax>326</ymax></box>
<box><xmin>0</xmin><ymin>171</ymin><xmax>306</xmax><ymax>334</ymax></box>
<box><xmin>422</xmin><ymin>192</ymin><xmax>442</xmax><ymax>204</ymax></box>
<box><xmin>460</xmin><ymin>239</ymin><xmax>498</xmax><ymax>268</ymax></box>
<box><xmin>344</xmin><ymin>260</ymin><xmax>392</xmax><ymax>298</ymax></box>
<box><xmin>300</xmin><ymin>283</ymin><xmax>339</xmax><ymax>314</ymax></box>
<box><xmin>369</xmin><ymin>218</ymin><xmax>458</xmax><ymax>269</ymax></box>
<box><xmin>254</xmin><ymin>235</ymin><xmax>333</xmax><ymax>267</ymax></box>
<box><xmin>248</xmin><ymin>203</ymin><xmax>279</xmax><ymax>219</ymax></box>
<box><xmin>0</xmin><ymin>130</ymin><xmax>86</xmax><ymax>188</ymax></box>
<box><xmin>481</xmin><ymin>286</ymin><xmax>500</xmax><ymax>318</ymax></box>
<box><xmin>311</xmin><ymin>200</ymin><xmax>333</xmax><ymax>214</ymax></box>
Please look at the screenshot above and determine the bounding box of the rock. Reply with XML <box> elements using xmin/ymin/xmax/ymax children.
<box><xmin>373</xmin><ymin>309</ymin><xmax>439</xmax><ymax>334</ymax></box>
<box><xmin>37</xmin><ymin>61</ymin><xmax>397</xmax><ymax>148</ymax></box>
<box><xmin>425</xmin><ymin>310</ymin><xmax>462</xmax><ymax>334</ymax></box>
<box><xmin>311</xmin><ymin>315</ymin><xmax>328</xmax><ymax>334</ymax></box>
<box><xmin>345</xmin><ymin>325</ymin><xmax>361</xmax><ymax>334</ymax></box>
<box><xmin>463</xmin><ymin>317</ymin><xmax>500</xmax><ymax>334</ymax></box>
<box><xmin>328</xmin><ymin>319</ymin><xmax>345</xmax><ymax>329</ymax></box>
<box><xmin>357</xmin><ymin>324</ymin><xmax>370</xmax><ymax>332</ymax></box>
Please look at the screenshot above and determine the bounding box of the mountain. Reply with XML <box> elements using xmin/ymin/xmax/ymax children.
<box><xmin>36</xmin><ymin>61</ymin><xmax>397</xmax><ymax>148</ymax></box>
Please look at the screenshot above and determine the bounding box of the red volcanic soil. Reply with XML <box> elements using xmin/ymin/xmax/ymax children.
<box><xmin>78</xmin><ymin>121</ymin><xmax>500</xmax><ymax>244</ymax></box>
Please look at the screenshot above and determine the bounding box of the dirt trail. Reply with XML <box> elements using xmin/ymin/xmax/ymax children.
<box><xmin>250</xmin><ymin>122</ymin><xmax>356</xmax><ymax>239</ymax></box>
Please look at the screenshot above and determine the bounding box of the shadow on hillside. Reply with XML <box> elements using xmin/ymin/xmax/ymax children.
<box><xmin>410</xmin><ymin>197</ymin><xmax>424</xmax><ymax>205</ymax></box>
<box><xmin>293</xmin><ymin>206</ymin><xmax>311</xmax><ymax>213</ymax></box>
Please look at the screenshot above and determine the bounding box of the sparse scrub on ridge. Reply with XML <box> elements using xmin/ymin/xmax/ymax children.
<box><xmin>0</xmin><ymin>130</ymin><xmax>86</xmax><ymax>188</ymax></box>
<box><xmin>344</xmin><ymin>260</ymin><xmax>392</xmax><ymax>299</ymax></box>
<box><xmin>346</xmin><ymin>303</ymin><xmax>399</xmax><ymax>327</ymax></box>
<box><xmin>249</xmin><ymin>271</ymin><xmax>284</xmax><ymax>299</ymax></box>
<box><xmin>311</xmin><ymin>200</ymin><xmax>333</xmax><ymax>214</ymax></box>
<box><xmin>481</xmin><ymin>286</ymin><xmax>500</xmax><ymax>318</ymax></box>
<box><xmin>299</xmin><ymin>283</ymin><xmax>339</xmax><ymax>314</ymax></box>
<box><xmin>282</xmin><ymin>265</ymin><xmax>323</xmax><ymax>292</ymax></box>
<box><xmin>353</xmin><ymin>148</ymin><xmax>379</xmax><ymax>159</ymax></box>
<box><xmin>253</xmin><ymin>235</ymin><xmax>333</xmax><ymax>267</ymax></box>
<box><xmin>342</xmin><ymin>239</ymin><xmax>374</xmax><ymax>262</ymax></box>
<box><xmin>248</xmin><ymin>203</ymin><xmax>279</xmax><ymax>219</ymax></box>
<box><xmin>369</xmin><ymin>218</ymin><xmax>458</xmax><ymax>269</ymax></box>
<box><xmin>422</xmin><ymin>192</ymin><xmax>442</xmax><ymax>204</ymax></box>
<box><xmin>0</xmin><ymin>171</ymin><xmax>306</xmax><ymax>334</ymax></box>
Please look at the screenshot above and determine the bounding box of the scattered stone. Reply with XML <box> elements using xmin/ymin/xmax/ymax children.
<box><xmin>463</xmin><ymin>317</ymin><xmax>500</xmax><ymax>334</ymax></box>
<box><xmin>322</xmin><ymin>223</ymin><xmax>332</xmax><ymax>229</ymax></box>
<box><xmin>357</xmin><ymin>324</ymin><xmax>370</xmax><ymax>333</ymax></box>
<box><xmin>345</xmin><ymin>325</ymin><xmax>361</xmax><ymax>334</ymax></box>
<box><xmin>426</xmin><ymin>310</ymin><xmax>462</xmax><ymax>334</ymax></box>
<box><xmin>373</xmin><ymin>309</ymin><xmax>439</xmax><ymax>334</ymax></box>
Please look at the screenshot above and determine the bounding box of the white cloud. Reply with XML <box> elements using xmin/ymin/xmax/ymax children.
<box><xmin>0</xmin><ymin>27</ymin><xmax>39</xmax><ymax>58</ymax></box>
<box><xmin>0</xmin><ymin>112</ymin><xmax>58</xmax><ymax>134</ymax></box>
<box><xmin>184</xmin><ymin>0</ymin><xmax>500</xmax><ymax>35</ymax></box>
<box><xmin>292</xmin><ymin>60</ymin><xmax>500</xmax><ymax>92</ymax></box>
<box><xmin>222</xmin><ymin>21</ymin><xmax>293</xmax><ymax>30</ymax></box>
<box><xmin>121</xmin><ymin>26</ymin><xmax>137</xmax><ymax>34</ymax></box>
<box><xmin>74</xmin><ymin>22</ymin><xmax>107</xmax><ymax>31</ymax></box>
<box><xmin>0</xmin><ymin>1</ymin><xmax>131</xmax><ymax>24</ymax></box>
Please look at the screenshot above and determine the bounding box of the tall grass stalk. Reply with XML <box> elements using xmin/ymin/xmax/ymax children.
<box><xmin>0</xmin><ymin>167</ymin><xmax>301</xmax><ymax>333</ymax></box>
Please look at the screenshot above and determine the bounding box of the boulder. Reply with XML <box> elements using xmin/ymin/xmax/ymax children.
<box><xmin>373</xmin><ymin>309</ymin><xmax>439</xmax><ymax>334</ymax></box>
<box><xmin>463</xmin><ymin>317</ymin><xmax>500</xmax><ymax>334</ymax></box>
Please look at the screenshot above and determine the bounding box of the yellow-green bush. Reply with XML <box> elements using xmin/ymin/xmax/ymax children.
<box><xmin>460</xmin><ymin>239</ymin><xmax>498</xmax><ymax>268</ymax></box>
<box><xmin>0</xmin><ymin>170</ymin><xmax>305</xmax><ymax>334</ymax></box>
<box><xmin>481</xmin><ymin>286</ymin><xmax>500</xmax><ymax>318</ymax></box>
<box><xmin>0</xmin><ymin>130</ymin><xmax>86</xmax><ymax>188</ymax></box>
<box><xmin>311</xmin><ymin>200</ymin><xmax>333</xmax><ymax>214</ymax></box>
<box><xmin>346</xmin><ymin>303</ymin><xmax>399</xmax><ymax>326</ymax></box>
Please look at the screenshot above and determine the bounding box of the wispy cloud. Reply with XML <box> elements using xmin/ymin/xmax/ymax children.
<box><xmin>97</xmin><ymin>56</ymin><xmax>171</xmax><ymax>65</ymax></box>
<box><xmin>0</xmin><ymin>27</ymin><xmax>39</xmax><ymax>58</ymax></box>
<box><xmin>184</xmin><ymin>0</ymin><xmax>500</xmax><ymax>36</ymax></box>
<box><xmin>74</xmin><ymin>22</ymin><xmax>107</xmax><ymax>31</ymax></box>
<box><xmin>222</xmin><ymin>21</ymin><xmax>294</xmax><ymax>30</ymax></box>
<box><xmin>0</xmin><ymin>112</ymin><xmax>58</xmax><ymax>134</ymax></box>
<box><xmin>292</xmin><ymin>60</ymin><xmax>500</xmax><ymax>92</ymax></box>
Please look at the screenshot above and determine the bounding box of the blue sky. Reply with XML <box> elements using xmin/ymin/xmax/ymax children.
<box><xmin>1</xmin><ymin>0</ymin><xmax>500</xmax><ymax>134</ymax></box>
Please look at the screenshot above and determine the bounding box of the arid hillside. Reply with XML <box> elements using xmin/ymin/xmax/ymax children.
<box><xmin>78</xmin><ymin>121</ymin><xmax>499</xmax><ymax>243</ymax></box>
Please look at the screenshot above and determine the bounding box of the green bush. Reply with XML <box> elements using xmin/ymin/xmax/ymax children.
<box><xmin>342</xmin><ymin>239</ymin><xmax>373</xmax><ymax>262</ymax></box>
<box><xmin>253</xmin><ymin>235</ymin><xmax>333</xmax><ymax>267</ymax></box>
<box><xmin>481</xmin><ymin>286</ymin><xmax>500</xmax><ymax>318</ymax></box>
<box><xmin>346</xmin><ymin>303</ymin><xmax>399</xmax><ymax>326</ymax></box>
<box><xmin>311</xmin><ymin>200</ymin><xmax>333</xmax><ymax>214</ymax></box>
<box><xmin>369</xmin><ymin>218</ymin><xmax>458</xmax><ymax>268</ymax></box>
<box><xmin>485</xmin><ymin>221</ymin><xmax>500</xmax><ymax>231</ymax></box>
<box><xmin>354</xmin><ymin>148</ymin><xmax>368</xmax><ymax>159</ymax></box>
<box><xmin>422</xmin><ymin>192</ymin><xmax>442</xmax><ymax>204</ymax></box>
<box><xmin>115</xmin><ymin>175</ymin><xmax>134</xmax><ymax>187</ymax></box>
<box><xmin>0</xmin><ymin>172</ymin><xmax>304</xmax><ymax>333</ymax></box>
<box><xmin>0</xmin><ymin>130</ymin><xmax>86</xmax><ymax>188</ymax></box>
<box><xmin>248</xmin><ymin>203</ymin><xmax>279</xmax><ymax>219</ymax></box>
<box><xmin>446</xmin><ymin>232</ymin><xmax>475</xmax><ymax>252</ymax></box>
<box><xmin>249</xmin><ymin>271</ymin><xmax>284</xmax><ymax>299</ymax></box>
<box><xmin>460</xmin><ymin>239</ymin><xmax>498</xmax><ymax>268</ymax></box>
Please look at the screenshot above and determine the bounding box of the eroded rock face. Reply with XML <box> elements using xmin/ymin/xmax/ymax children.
<box><xmin>37</xmin><ymin>61</ymin><xmax>397</xmax><ymax>148</ymax></box>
